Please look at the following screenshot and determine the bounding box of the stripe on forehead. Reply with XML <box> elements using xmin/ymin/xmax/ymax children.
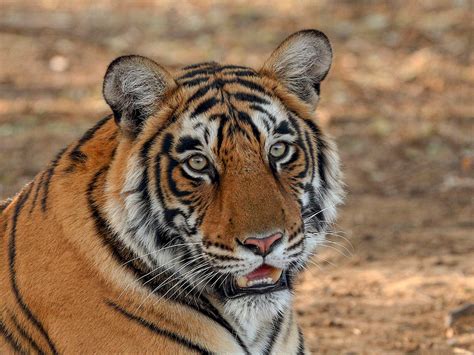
<box><xmin>176</xmin><ymin>62</ymin><xmax>259</xmax><ymax>85</ymax></box>
<box><xmin>172</xmin><ymin>63</ymin><xmax>278</xmax><ymax>148</ymax></box>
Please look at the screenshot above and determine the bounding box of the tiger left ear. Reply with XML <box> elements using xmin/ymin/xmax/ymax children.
<box><xmin>260</xmin><ymin>29</ymin><xmax>332</xmax><ymax>110</ymax></box>
<box><xmin>103</xmin><ymin>55</ymin><xmax>176</xmax><ymax>137</ymax></box>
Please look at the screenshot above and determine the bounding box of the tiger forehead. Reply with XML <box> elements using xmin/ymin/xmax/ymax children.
<box><xmin>168</xmin><ymin>62</ymin><xmax>286</xmax><ymax>150</ymax></box>
<box><xmin>175</xmin><ymin>62</ymin><xmax>273</xmax><ymax>105</ymax></box>
<box><xmin>175</xmin><ymin>62</ymin><xmax>260</xmax><ymax>84</ymax></box>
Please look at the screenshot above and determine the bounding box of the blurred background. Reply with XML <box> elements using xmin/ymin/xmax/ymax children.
<box><xmin>0</xmin><ymin>0</ymin><xmax>473</xmax><ymax>353</ymax></box>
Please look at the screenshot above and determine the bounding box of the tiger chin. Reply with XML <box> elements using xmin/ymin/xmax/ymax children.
<box><xmin>0</xmin><ymin>30</ymin><xmax>343</xmax><ymax>354</ymax></box>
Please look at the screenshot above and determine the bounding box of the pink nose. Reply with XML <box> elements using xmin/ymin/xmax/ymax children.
<box><xmin>243</xmin><ymin>232</ymin><xmax>283</xmax><ymax>255</ymax></box>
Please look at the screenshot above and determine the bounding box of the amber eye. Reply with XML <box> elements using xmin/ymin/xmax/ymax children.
<box><xmin>186</xmin><ymin>154</ymin><xmax>208</xmax><ymax>171</ymax></box>
<box><xmin>269</xmin><ymin>142</ymin><xmax>288</xmax><ymax>159</ymax></box>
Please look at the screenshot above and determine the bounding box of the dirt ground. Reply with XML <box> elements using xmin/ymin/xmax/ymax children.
<box><xmin>0</xmin><ymin>1</ymin><xmax>473</xmax><ymax>354</ymax></box>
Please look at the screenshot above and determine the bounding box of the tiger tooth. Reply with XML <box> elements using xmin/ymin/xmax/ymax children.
<box><xmin>236</xmin><ymin>276</ymin><xmax>248</xmax><ymax>288</ymax></box>
<box><xmin>236</xmin><ymin>266</ymin><xmax>284</xmax><ymax>288</ymax></box>
<box><xmin>270</xmin><ymin>268</ymin><xmax>283</xmax><ymax>283</ymax></box>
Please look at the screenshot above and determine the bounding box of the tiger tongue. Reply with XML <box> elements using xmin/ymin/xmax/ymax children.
<box><xmin>247</xmin><ymin>264</ymin><xmax>277</xmax><ymax>281</ymax></box>
<box><xmin>236</xmin><ymin>265</ymin><xmax>283</xmax><ymax>288</ymax></box>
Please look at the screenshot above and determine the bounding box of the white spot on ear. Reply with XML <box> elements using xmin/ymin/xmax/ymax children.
<box><xmin>262</xmin><ymin>30</ymin><xmax>332</xmax><ymax>108</ymax></box>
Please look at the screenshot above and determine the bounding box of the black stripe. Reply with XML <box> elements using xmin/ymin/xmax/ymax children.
<box><xmin>188</xmin><ymin>298</ymin><xmax>250</xmax><ymax>355</ymax></box>
<box><xmin>41</xmin><ymin>147</ymin><xmax>67</xmax><ymax>212</ymax></box>
<box><xmin>302</xmin><ymin>119</ymin><xmax>326</xmax><ymax>188</ymax></box>
<box><xmin>29</xmin><ymin>172</ymin><xmax>45</xmax><ymax>214</ymax></box>
<box><xmin>191</xmin><ymin>97</ymin><xmax>218</xmax><ymax>118</ymax></box>
<box><xmin>0</xmin><ymin>319</ymin><xmax>23</xmax><ymax>353</ymax></box>
<box><xmin>233</xmin><ymin>92</ymin><xmax>270</xmax><ymax>105</ymax></box>
<box><xmin>180</xmin><ymin>166</ymin><xmax>204</xmax><ymax>183</ymax></box>
<box><xmin>287</xmin><ymin>114</ymin><xmax>311</xmax><ymax>179</ymax></box>
<box><xmin>86</xmin><ymin>166</ymin><xmax>151</xmax><ymax>280</ymax></box>
<box><xmin>0</xmin><ymin>198</ymin><xmax>13</xmax><ymax>213</ymax></box>
<box><xmin>185</xmin><ymin>82</ymin><xmax>217</xmax><ymax>105</ymax></box>
<box><xmin>287</xmin><ymin>237</ymin><xmax>304</xmax><ymax>252</ymax></box>
<box><xmin>216</xmin><ymin>117</ymin><xmax>226</xmax><ymax>153</ymax></box>
<box><xmin>204</xmin><ymin>252</ymin><xmax>243</xmax><ymax>262</ymax></box>
<box><xmin>297</xmin><ymin>328</ymin><xmax>305</xmax><ymax>355</ymax></box>
<box><xmin>184</xmin><ymin>77</ymin><xmax>268</xmax><ymax>102</ymax></box>
<box><xmin>274</xmin><ymin>120</ymin><xmax>295</xmax><ymax>136</ymax></box>
<box><xmin>178</xmin><ymin>65</ymin><xmax>256</xmax><ymax>81</ymax></box>
<box><xmin>8</xmin><ymin>184</ymin><xmax>58</xmax><ymax>354</ymax></box>
<box><xmin>249</xmin><ymin>104</ymin><xmax>277</xmax><ymax>123</ymax></box>
<box><xmin>237</xmin><ymin>111</ymin><xmax>261</xmax><ymax>142</ymax></box>
<box><xmin>180</xmin><ymin>77</ymin><xmax>211</xmax><ymax>87</ymax></box>
<box><xmin>176</xmin><ymin>136</ymin><xmax>202</xmax><ymax>154</ymax></box>
<box><xmin>141</xmin><ymin>131</ymin><xmax>161</xmax><ymax>160</ymax></box>
<box><xmin>166</xmin><ymin>159</ymin><xmax>192</xmax><ymax>198</ymax></box>
<box><xmin>178</xmin><ymin>67</ymin><xmax>218</xmax><ymax>81</ymax></box>
<box><xmin>10</xmin><ymin>313</ymin><xmax>44</xmax><ymax>354</ymax></box>
<box><xmin>232</xmin><ymin>78</ymin><xmax>268</xmax><ymax>94</ymax></box>
<box><xmin>281</xmin><ymin>150</ymin><xmax>300</xmax><ymax>169</ymax></box>
<box><xmin>181</xmin><ymin>62</ymin><xmax>217</xmax><ymax>70</ymax></box>
<box><xmin>218</xmin><ymin>65</ymin><xmax>253</xmax><ymax>71</ymax></box>
<box><xmin>263</xmin><ymin>313</ymin><xmax>284</xmax><ymax>355</ymax></box>
<box><xmin>160</xmin><ymin>134</ymin><xmax>191</xmax><ymax>199</ymax></box>
<box><xmin>66</xmin><ymin>115</ymin><xmax>112</xmax><ymax>168</ymax></box>
<box><xmin>229</xmin><ymin>70</ymin><xmax>258</xmax><ymax>77</ymax></box>
<box><xmin>219</xmin><ymin>77</ymin><xmax>269</xmax><ymax>95</ymax></box>
<box><xmin>316</xmin><ymin>138</ymin><xmax>328</xmax><ymax>188</ymax></box>
<box><xmin>105</xmin><ymin>301</ymin><xmax>213</xmax><ymax>354</ymax></box>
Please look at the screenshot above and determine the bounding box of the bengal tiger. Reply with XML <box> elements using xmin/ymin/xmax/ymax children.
<box><xmin>0</xmin><ymin>29</ymin><xmax>343</xmax><ymax>354</ymax></box>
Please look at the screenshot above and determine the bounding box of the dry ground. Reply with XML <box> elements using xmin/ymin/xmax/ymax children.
<box><xmin>0</xmin><ymin>1</ymin><xmax>473</xmax><ymax>354</ymax></box>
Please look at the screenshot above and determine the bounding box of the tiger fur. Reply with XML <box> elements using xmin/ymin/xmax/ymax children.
<box><xmin>0</xmin><ymin>30</ymin><xmax>343</xmax><ymax>354</ymax></box>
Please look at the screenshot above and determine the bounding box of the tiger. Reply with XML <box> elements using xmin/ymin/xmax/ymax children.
<box><xmin>0</xmin><ymin>29</ymin><xmax>343</xmax><ymax>354</ymax></box>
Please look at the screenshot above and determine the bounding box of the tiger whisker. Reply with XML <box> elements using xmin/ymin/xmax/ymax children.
<box><xmin>320</xmin><ymin>239</ymin><xmax>353</xmax><ymax>257</ymax></box>
<box><xmin>303</xmin><ymin>205</ymin><xmax>333</xmax><ymax>222</ymax></box>
<box><xmin>325</xmin><ymin>233</ymin><xmax>354</xmax><ymax>252</ymax></box>
<box><xmin>141</xmin><ymin>254</ymin><xmax>208</xmax><ymax>288</ymax></box>
<box><xmin>183</xmin><ymin>271</ymin><xmax>215</xmax><ymax>300</ymax></box>
<box><xmin>137</xmin><ymin>257</ymin><xmax>210</xmax><ymax>310</ymax></box>
<box><xmin>318</xmin><ymin>243</ymin><xmax>352</xmax><ymax>259</ymax></box>
<box><xmin>118</xmin><ymin>252</ymin><xmax>189</xmax><ymax>299</ymax></box>
<box><xmin>152</xmin><ymin>264</ymin><xmax>213</xmax><ymax>308</ymax></box>
<box><xmin>311</xmin><ymin>253</ymin><xmax>338</xmax><ymax>268</ymax></box>
<box><xmin>121</xmin><ymin>242</ymin><xmax>202</xmax><ymax>266</ymax></box>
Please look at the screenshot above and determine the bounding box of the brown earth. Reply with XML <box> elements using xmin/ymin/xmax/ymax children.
<box><xmin>0</xmin><ymin>1</ymin><xmax>473</xmax><ymax>354</ymax></box>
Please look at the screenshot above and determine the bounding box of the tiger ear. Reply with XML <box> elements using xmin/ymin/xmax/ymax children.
<box><xmin>260</xmin><ymin>29</ymin><xmax>332</xmax><ymax>110</ymax></box>
<box><xmin>103</xmin><ymin>55</ymin><xmax>176</xmax><ymax>136</ymax></box>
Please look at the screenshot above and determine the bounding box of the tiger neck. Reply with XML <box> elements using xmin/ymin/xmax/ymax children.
<box><xmin>207</xmin><ymin>293</ymin><xmax>294</xmax><ymax>352</ymax></box>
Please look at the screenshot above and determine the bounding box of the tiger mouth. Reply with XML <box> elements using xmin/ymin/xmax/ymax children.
<box><xmin>221</xmin><ymin>265</ymin><xmax>288</xmax><ymax>299</ymax></box>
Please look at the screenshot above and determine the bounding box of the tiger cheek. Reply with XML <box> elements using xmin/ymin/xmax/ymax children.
<box><xmin>172</xmin><ymin>168</ymin><xmax>190</xmax><ymax>198</ymax></box>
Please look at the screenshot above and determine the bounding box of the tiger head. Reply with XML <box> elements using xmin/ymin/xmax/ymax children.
<box><xmin>103</xmin><ymin>30</ymin><xmax>343</xmax><ymax>319</ymax></box>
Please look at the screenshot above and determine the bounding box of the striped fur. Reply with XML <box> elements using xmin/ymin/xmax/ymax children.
<box><xmin>0</xmin><ymin>30</ymin><xmax>343</xmax><ymax>354</ymax></box>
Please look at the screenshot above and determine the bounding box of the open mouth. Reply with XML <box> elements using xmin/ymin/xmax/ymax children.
<box><xmin>221</xmin><ymin>264</ymin><xmax>288</xmax><ymax>299</ymax></box>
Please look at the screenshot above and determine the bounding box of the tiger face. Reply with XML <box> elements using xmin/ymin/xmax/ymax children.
<box><xmin>103</xmin><ymin>30</ymin><xmax>343</xmax><ymax>319</ymax></box>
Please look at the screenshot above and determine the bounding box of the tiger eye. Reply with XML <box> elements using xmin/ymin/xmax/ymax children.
<box><xmin>269</xmin><ymin>142</ymin><xmax>288</xmax><ymax>159</ymax></box>
<box><xmin>187</xmin><ymin>154</ymin><xmax>208</xmax><ymax>171</ymax></box>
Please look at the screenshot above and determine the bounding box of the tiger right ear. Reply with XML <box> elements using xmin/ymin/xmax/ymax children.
<box><xmin>103</xmin><ymin>55</ymin><xmax>176</xmax><ymax>136</ymax></box>
<box><xmin>261</xmin><ymin>30</ymin><xmax>332</xmax><ymax>110</ymax></box>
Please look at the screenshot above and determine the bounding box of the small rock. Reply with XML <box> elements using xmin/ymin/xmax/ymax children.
<box><xmin>49</xmin><ymin>55</ymin><xmax>69</xmax><ymax>72</ymax></box>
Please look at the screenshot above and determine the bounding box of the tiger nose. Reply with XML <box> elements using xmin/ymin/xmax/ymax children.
<box><xmin>242</xmin><ymin>232</ymin><xmax>283</xmax><ymax>256</ymax></box>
